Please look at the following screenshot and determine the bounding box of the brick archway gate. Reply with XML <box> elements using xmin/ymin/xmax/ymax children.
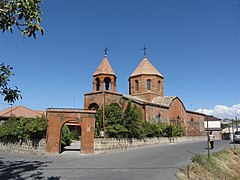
<box><xmin>46</xmin><ymin>108</ymin><xmax>95</xmax><ymax>154</ymax></box>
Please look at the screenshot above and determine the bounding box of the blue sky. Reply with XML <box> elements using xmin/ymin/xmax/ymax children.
<box><xmin>0</xmin><ymin>0</ymin><xmax>239</xmax><ymax>117</ymax></box>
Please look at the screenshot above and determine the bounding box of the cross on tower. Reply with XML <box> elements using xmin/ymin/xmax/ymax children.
<box><xmin>104</xmin><ymin>47</ymin><xmax>108</xmax><ymax>56</ymax></box>
<box><xmin>142</xmin><ymin>45</ymin><xmax>147</xmax><ymax>57</ymax></box>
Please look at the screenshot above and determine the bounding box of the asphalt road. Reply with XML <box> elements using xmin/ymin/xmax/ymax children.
<box><xmin>0</xmin><ymin>140</ymin><xmax>238</xmax><ymax>180</ymax></box>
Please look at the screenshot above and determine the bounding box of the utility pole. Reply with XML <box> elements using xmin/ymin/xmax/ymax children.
<box><xmin>103</xmin><ymin>90</ymin><xmax>105</xmax><ymax>137</ymax></box>
<box><xmin>236</xmin><ymin>117</ymin><xmax>238</xmax><ymax>132</ymax></box>
<box><xmin>232</xmin><ymin>119</ymin><xmax>235</xmax><ymax>149</ymax></box>
<box><xmin>206</xmin><ymin>116</ymin><xmax>210</xmax><ymax>159</ymax></box>
<box><xmin>100</xmin><ymin>90</ymin><xmax>105</xmax><ymax>138</ymax></box>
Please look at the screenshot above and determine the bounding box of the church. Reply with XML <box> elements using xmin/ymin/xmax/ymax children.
<box><xmin>84</xmin><ymin>51</ymin><xmax>206</xmax><ymax>136</ymax></box>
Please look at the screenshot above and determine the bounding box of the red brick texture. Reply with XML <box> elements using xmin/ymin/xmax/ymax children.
<box><xmin>84</xmin><ymin>91</ymin><xmax>205</xmax><ymax>136</ymax></box>
<box><xmin>46</xmin><ymin>109</ymin><xmax>95</xmax><ymax>154</ymax></box>
<box><xmin>93</xmin><ymin>74</ymin><xmax>117</xmax><ymax>92</ymax></box>
<box><xmin>129</xmin><ymin>74</ymin><xmax>164</xmax><ymax>101</ymax></box>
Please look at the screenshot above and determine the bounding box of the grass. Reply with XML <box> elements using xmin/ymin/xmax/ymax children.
<box><xmin>176</xmin><ymin>148</ymin><xmax>240</xmax><ymax>180</ymax></box>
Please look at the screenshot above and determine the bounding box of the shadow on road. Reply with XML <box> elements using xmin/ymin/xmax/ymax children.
<box><xmin>0</xmin><ymin>158</ymin><xmax>60</xmax><ymax>179</ymax></box>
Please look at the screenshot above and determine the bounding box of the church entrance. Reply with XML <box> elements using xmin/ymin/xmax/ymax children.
<box><xmin>60</xmin><ymin>121</ymin><xmax>82</xmax><ymax>154</ymax></box>
<box><xmin>46</xmin><ymin>108</ymin><xmax>95</xmax><ymax>154</ymax></box>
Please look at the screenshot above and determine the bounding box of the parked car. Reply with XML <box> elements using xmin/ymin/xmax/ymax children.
<box><xmin>234</xmin><ymin>131</ymin><xmax>240</xmax><ymax>143</ymax></box>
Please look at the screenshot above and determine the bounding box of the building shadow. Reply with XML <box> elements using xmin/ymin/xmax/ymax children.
<box><xmin>0</xmin><ymin>158</ymin><xmax>60</xmax><ymax>179</ymax></box>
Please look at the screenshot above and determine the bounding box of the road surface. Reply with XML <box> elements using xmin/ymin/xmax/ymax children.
<box><xmin>0</xmin><ymin>140</ymin><xmax>237</xmax><ymax>180</ymax></box>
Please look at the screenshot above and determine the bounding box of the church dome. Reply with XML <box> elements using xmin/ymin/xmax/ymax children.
<box><xmin>130</xmin><ymin>56</ymin><xmax>164</xmax><ymax>78</ymax></box>
<box><xmin>93</xmin><ymin>55</ymin><xmax>115</xmax><ymax>76</ymax></box>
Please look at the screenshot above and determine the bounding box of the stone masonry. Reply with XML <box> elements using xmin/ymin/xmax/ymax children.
<box><xmin>84</xmin><ymin>54</ymin><xmax>206</xmax><ymax>136</ymax></box>
<box><xmin>94</xmin><ymin>136</ymin><xmax>206</xmax><ymax>153</ymax></box>
<box><xmin>0</xmin><ymin>139</ymin><xmax>46</xmax><ymax>155</ymax></box>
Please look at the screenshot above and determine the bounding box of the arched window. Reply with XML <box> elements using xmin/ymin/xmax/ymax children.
<box><xmin>96</xmin><ymin>78</ymin><xmax>100</xmax><ymax>91</ymax></box>
<box><xmin>88</xmin><ymin>103</ymin><xmax>99</xmax><ymax>110</ymax></box>
<box><xmin>135</xmin><ymin>80</ymin><xmax>139</xmax><ymax>91</ymax></box>
<box><xmin>104</xmin><ymin>77</ymin><xmax>111</xmax><ymax>90</ymax></box>
<box><xmin>147</xmin><ymin>79</ymin><xmax>151</xmax><ymax>90</ymax></box>
<box><xmin>157</xmin><ymin>113</ymin><xmax>161</xmax><ymax>122</ymax></box>
<box><xmin>157</xmin><ymin>80</ymin><xmax>161</xmax><ymax>91</ymax></box>
<box><xmin>190</xmin><ymin>118</ymin><xmax>194</xmax><ymax>125</ymax></box>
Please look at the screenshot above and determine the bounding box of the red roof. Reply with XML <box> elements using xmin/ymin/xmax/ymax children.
<box><xmin>130</xmin><ymin>56</ymin><xmax>164</xmax><ymax>78</ymax></box>
<box><xmin>205</xmin><ymin>115</ymin><xmax>221</xmax><ymax>121</ymax></box>
<box><xmin>93</xmin><ymin>55</ymin><xmax>115</xmax><ymax>76</ymax></box>
<box><xmin>0</xmin><ymin>106</ymin><xmax>45</xmax><ymax>118</ymax></box>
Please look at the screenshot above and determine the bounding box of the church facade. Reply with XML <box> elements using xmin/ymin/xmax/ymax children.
<box><xmin>84</xmin><ymin>54</ymin><xmax>206</xmax><ymax>136</ymax></box>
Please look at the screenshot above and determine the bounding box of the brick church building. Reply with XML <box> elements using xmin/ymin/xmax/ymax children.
<box><xmin>84</xmin><ymin>53</ymin><xmax>205</xmax><ymax>136</ymax></box>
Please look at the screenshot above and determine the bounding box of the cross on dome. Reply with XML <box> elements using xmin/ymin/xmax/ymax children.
<box><xmin>104</xmin><ymin>47</ymin><xmax>108</xmax><ymax>56</ymax></box>
<box><xmin>142</xmin><ymin>45</ymin><xmax>147</xmax><ymax>57</ymax></box>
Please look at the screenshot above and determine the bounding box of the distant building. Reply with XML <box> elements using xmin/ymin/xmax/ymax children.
<box><xmin>0</xmin><ymin>106</ymin><xmax>45</xmax><ymax>124</ymax></box>
<box><xmin>204</xmin><ymin>115</ymin><xmax>222</xmax><ymax>140</ymax></box>
<box><xmin>222</xmin><ymin>121</ymin><xmax>240</xmax><ymax>140</ymax></box>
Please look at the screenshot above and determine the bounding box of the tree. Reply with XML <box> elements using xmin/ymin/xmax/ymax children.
<box><xmin>105</xmin><ymin>103</ymin><xmax>128</xmax><ymax>139</ymax></box>
<box><xmin>0</xmin><ymin>0</ymin><xmax>44</xmax><ymax>38</ymax></box>
<box><xmin>122</xmin><ymin>101</ymin><xmax>143</xmax><ymax>139</ymax></box>
<box><xmin>0</xmin><ymin>1</ymin><xmax>44</xmax><ymax>102</ymax></box>
<box><xmin>0</xmin><ymin>115</ymin><xmax>47</xmax><ymax>140</ymax></box>
<box><xmin>0</xmin><ymin>62</ymin><xmax>21</xmax><ymax>103</ymax></box>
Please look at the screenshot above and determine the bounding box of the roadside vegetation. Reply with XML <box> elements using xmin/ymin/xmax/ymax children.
<box><xmin>0</xmin><ymin>116</ymin><xmax>78</xmax><ymax>149</ymax></box>
<box><xmin>176</xmin><ymin>148</ymin><xmax>240</xmax><ymax>179</ymax></box>
<box><xmin>0</xmin><ymin>101</ymin><xmax>184</xmax><ymax>147</ymax></box>
<box><xmin>95</xmin><ymin>101</ymin><xmax>184</xmax><ymax>140</ymax></box>
<box><xmin>0</xmin><ymin>116</ymin><xmax>47</xmax><ymax>140</ymax></box>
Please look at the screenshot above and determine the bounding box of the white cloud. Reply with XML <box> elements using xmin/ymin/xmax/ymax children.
<box><xmin>196</xmin><ymin>104</ymin><xmax>240</xmax><ymax>119</ymax></box>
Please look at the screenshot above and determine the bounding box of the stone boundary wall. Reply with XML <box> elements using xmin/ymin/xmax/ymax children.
<box><xmin>0</xmin><ymin>139</ymin><xmax>46</xmax><ymax>155</ymax></box>
<box><xmin>94</xmin><ymin>136</ymin><xmax>206</xmax><ymax>152</ymax></box>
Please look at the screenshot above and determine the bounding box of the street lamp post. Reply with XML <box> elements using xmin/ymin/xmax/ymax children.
<box><xmin>206</xmin><ymin>116</ymin><xmax>210</xmax><ymax>159</ymax></box>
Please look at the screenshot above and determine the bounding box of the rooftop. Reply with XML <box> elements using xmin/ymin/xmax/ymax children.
<box><xmin>130</xmin><ymin>56</ymin><xmax>164</xmax><ymax>77</ymax></box>
<box><xmin>93</xmin><ymin>55</ymin><xmax>115</xmax><ymax>76</ymax></box>
<box><xmin>0</xmin><ymin>106</ymin><xmax>45</xmax><ymax>118</ymax></box>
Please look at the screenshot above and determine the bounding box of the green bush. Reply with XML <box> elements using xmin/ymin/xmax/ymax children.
<box><xmin>95</xmin><ymin>101</ymin><xmax>184</xmax><ymax>140</ymax></box>
<box><xmin>141</xmin><ymin>121</ymin><xmax>157</xmax><ymax>138</ymax></box>
<box><xmin>0</xmin><ymin>116</ymin><xmax>47</xmax><ymax>140</ymax></box>
<box><xmin>122</xmin><ymin>103</ymin><xmax>143</xmax><ymax>139</ymax></box>
<box><xmin>161</xmin><ymin>124</ymin><xmax>184</xmax><ymax>137</ymax></box>
<box><xmin>69</xmin><ymin>130</ymin><xmax>79</xmax><ymax>140</ymax></box>
<box><xmin>61</xmin><ymin>125</ymin><xmax>72</xmax><ymax>147</ymax></box>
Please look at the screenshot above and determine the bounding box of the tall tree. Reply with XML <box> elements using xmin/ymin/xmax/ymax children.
<box><xmin>122</xmin><ymin>101</ymin><xmax>143</xmax><ymax>139</ymax></box>
<box><xmin>105</xmin><ymin>103</ymin><xmax>128</xmax><ymax>139</ymax></box>
<box><xmin>0</xmin><ymin>63</ymin><xmax>21</xmax><ymax>103</ymax></box>
<box><xmin>0</xmin><ymin>0</ymin><xmax>44</xmax><ymax>103</ymax></box>
<box><xmin>0</xmin><ymin>0</ymin><xmax>44</xmax><ymax>38</ymax></box>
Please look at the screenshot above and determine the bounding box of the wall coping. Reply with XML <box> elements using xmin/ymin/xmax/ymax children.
<box><xmin>47</xmin><ymin>108</ymin><xmax>96</xmax><ymax>114</ymax></box>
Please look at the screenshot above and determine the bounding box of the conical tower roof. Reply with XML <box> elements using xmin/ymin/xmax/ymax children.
<box><xmin>130</xmin><ymin>56</ymin><xmax>164</xmax><ymax>77</ymax></box>
<box><xmin>93</xmin><ymin>55</ymin><xmax>115</xmax><ymax>76</ymax></box>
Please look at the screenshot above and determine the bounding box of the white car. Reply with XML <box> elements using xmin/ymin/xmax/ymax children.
<box><xmin>234</xmin><ymin>131</ymin><xmax>240</xmax><ymax>143</ymax></box>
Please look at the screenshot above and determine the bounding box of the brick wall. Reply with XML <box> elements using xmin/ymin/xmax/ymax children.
<box><xmin>46</xmin><ymin>109</ymin><xmax>95</xmax><ymax>154</ymax></box>
<box><xmin>0</xmin><ymin>139</ymin><xmax>46</xmax><ymax>155</ymax></box>
<box><xmin>94</xmin><ymin>136</ymin><xmax>206</xmax><ymax>153</ymax></box>
<box><xmin>129</xmin><ymin>74</ymin><xmax>164</xmax><ymax>101</ymax></box>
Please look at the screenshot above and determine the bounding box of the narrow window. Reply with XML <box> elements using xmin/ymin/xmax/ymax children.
<box><xmin>157</xmin><ymin>113</ymin><xmax>161</xmax><ymax>122</ymax></box>
<box><xmin>190</xmin><ymin>118</ymin><xmax>194</xmax><ymax>125</ymax></box>
<box><xmin>104</xmin><ymin>77</ymin><xmax>111</xmax><ymax>90</ymax></box>
<box><xmin>147</xmin><ymin>79</ymin><xmax>151</xmax><ymax>90</ymax></box>
<box><xmin>135</xmin><ymin>80</ymin><xmax>139</xmax><ymax>91</ymax></box>
<box><xmin>96</xmin><ymin>78</ymin><xmax>100</xmax><ymax>91</ymax></box>
<box><xmin>157</xmin><ymin>80</ymin><xmax>161</xmax><ymax>91</ymax></box>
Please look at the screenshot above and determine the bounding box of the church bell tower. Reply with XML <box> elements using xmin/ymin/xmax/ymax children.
<box><xmin>128</xmin><ymin>47</ymin><xmax>164</xmax><ymax>101</ymax></box>
<box><xmin>92</xmin><ymin>48</ymin><xmax>117</xmax><ymax>92</ymax></box>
